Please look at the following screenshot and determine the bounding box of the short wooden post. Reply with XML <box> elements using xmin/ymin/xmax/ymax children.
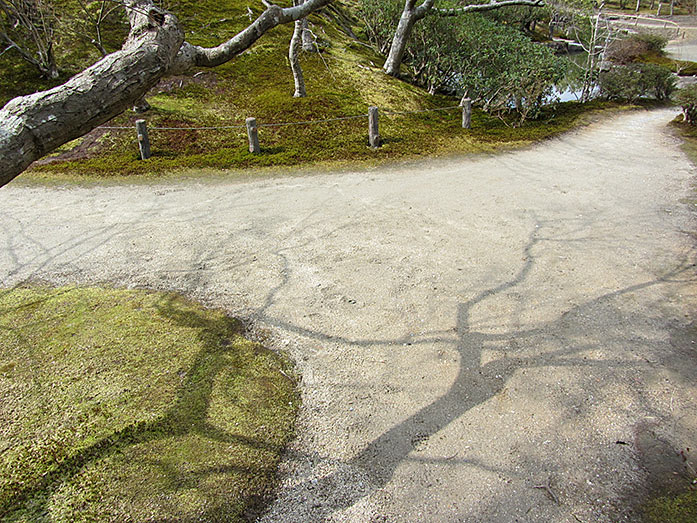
<box><xmin>368</xmin><ymin>106</ymin><xmax>380</xmax><ymax>148</ymax></box>
<box><xmin>246</xmin><ymin>117</ymin><xmax>260</xmax><ymax>154</ymax></box>
<box><xmin>135</xmin><ymin>119</ymin><xmax>151</xmax><ymax>160</ymax></box>
<box><xmin>461</xmin><ymin>97</ymin><xmax>472</xmax><ymax>129</ymax></box>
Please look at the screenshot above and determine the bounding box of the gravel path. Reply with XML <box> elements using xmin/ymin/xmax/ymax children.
<box><xmin>1</xmin><ymin>108</ymin><xmax>696</xmax><ymax>521</ymax></box>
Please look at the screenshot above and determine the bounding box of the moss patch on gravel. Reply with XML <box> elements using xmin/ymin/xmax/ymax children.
<box><xmin>671</xmin><ymin>118</ymin><xmax>697</xmax><ymax>166</ymax></box>
<box><xmin>644</xmin><ymin>490</ymin><xmax>697</xmax><ymax>522</ymax></box>
<box><xmin>0</xmin><ymin>286</ymin><xmax>299</xmax><ymax>521</ymax></box>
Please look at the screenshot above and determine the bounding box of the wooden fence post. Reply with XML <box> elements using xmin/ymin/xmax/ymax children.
<box><xmin>135</xmin><ymin>119</ymin><xmax>151</xmax><ymax>160</ymax></box>
<box><xmin>368</xmin><ymin>106</ymin><xmax>380</xmax><ymax>148</ymax></box>
<box><xmin>246</xmin><ymin>117</ymin><xmax>260</xmax><ymax>154</ymax></box>
<box><xmin>461</xmin><ymin>97</ymin><xmax>472</xmax><ymax>129</ymax></box>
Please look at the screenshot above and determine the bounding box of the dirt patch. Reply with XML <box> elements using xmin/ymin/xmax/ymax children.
<box><xmin>151</xmin><ymin>71</ymin><xmax>219</xmax><ymax>95</ymax></box>
<box><xmin>34</xmin><ymin>127</ymin><xmax>115</xmax><ymax>165</ymax></box>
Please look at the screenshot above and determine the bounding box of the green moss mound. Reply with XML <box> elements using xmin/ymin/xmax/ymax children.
<box><xmin>0</xmin><ymin>286</ymin><xmax>298</xmax><ymax>521</ymax></box>
<box><xmin>644</xmin><ymin>490</ymin><xmax>697</xmax><ymax>523</ymax></box>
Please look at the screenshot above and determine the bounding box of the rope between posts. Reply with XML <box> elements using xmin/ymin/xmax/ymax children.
<box><xmin>382</xmin><ymin>104</ymin><xmax>462</xmax><ymax>116</ymax></box>
<box><xmin>97</xmin><ymin>105</ymin><xmax>463</xmax><ymax>132</ymax></box>
<box><xmin>152</xmin><ymin>124</ymin><xmax>248</xmax><ymax>130</ymax></box>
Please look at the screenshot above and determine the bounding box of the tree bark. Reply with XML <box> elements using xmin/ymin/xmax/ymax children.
<box><xmin>384</xmin><ymin>0</ymin><xmax>424</xmax><ymax>77</ymax></box>
<box><xmin>289</xmin><ymin>17</ymin><xmax>306</xmax><ymax>97</ymax></box>
<box><xmin>0</xmin><ymin>0</ymin><xmax>331</xmax><ymax>187</ymax></box>
<box><xmin>301</xmin><ymin>17</ymin><xmax>314</xmax><ymax>51</ymax></box>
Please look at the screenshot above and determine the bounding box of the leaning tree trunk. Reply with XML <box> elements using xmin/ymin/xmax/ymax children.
<box><xmin>383</xmin><ymin>0</ymin><xmax>544</xmax><ymax>77</ymax></box>
<box><xmin>289</xmin><ymin>18</ymin><xmax>306</xmax><ymax>97</ymax></box>
<box><xmin>0</xmin><ymin>1</ymin><xmax>183</xmax><ymax>187</ymax></box>
<box><xmin>0</xmin><ymin>0</ymin><xmax>331</xmax><ymax>187</ymax></box>
<box><xmin>383</xmin><ymin>0</ymin><xmax>421</xmax><ymax>77</ymax></box>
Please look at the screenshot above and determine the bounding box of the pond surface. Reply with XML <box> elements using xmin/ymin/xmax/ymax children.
<box><xmin>553</xmin><ymin>51</ymin><xmax>596</xmax><ymax>102</ymax></box>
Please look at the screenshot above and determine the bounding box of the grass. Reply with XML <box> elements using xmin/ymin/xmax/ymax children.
<box><xmin>0</xmin><ymin>286</ymin><xmax>299</xmax><ymax>521</ymax></box>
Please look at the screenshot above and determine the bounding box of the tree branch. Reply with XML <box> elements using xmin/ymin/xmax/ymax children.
<box><xmin>431</xmin><ymin>0</ymin><xmax>544</xmax><ymax>16</ymax></box>
<box><xmin>0</xmin><ymin>0</ymin><xmax>333</xmax><ymax>186</ymax></box>
<box><xmin>171</xmin><ymin>0</ymin><xmax>331</xmax><ymax>72</ymax></box>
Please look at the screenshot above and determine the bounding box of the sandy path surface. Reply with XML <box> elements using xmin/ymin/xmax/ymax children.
<box><xmin>1</xmin><ymin>108</ymin><xmax>697</xmax><ymax>521</ymax></box>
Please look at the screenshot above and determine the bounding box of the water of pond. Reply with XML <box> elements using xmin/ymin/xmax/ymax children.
<box><xmin>554</xmin><ymin>51</ymin><xmax>596</xmax><ymax>102</ymax></box>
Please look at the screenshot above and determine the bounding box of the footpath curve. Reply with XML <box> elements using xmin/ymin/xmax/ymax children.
<box><xmin>1</xmin><ymin>108</ymin><xmax>696</xmax><ymax>521</ymax></box>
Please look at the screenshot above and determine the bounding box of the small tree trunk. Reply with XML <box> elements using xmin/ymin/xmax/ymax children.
<box><xmin>384</xmin><ymin>0</ymin><xmax>419</xmax><ymax>77</ymax></box>
<box><xmin>635</xmin><ymin>0</ymin><xmax>641</xmax><ymax>13</ymax></box>
<box><xmin>670</xmin><ymin>0</ymin><xmax>674</xmax><ymax>15</ymax></box>
<box><xmin>657</xmin><ymin>1</ymin><xmax>663</xmax><ymax>15</ymax></box>
<box><xmin>42</xmin><ymin>44</ymin><xmax>60</xmax><ymax>79</ymax></box>
<box><xmin>289</xmin><ymin>18</ymin><xmax>306</xmax><ymax>97</ymax></box>
<box><xmin>301</xmin><ymin>18</ymin><xmax>315</xmax><ymax>51</ymax></box>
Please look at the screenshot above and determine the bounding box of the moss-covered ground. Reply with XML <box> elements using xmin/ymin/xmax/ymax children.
<box><xmin>644</xmin><ymin>491</ymin><xmax>697</xmax><ymax>522</ymax></box>
<box><xmin>672</xmin><ymin>117</ymin><xmax>697</xmax><ymax>165</ymax></box>
<box><xmin>0</xmin><ymin>286</ymin><xmax>298</xmax><ymax>521</ymax></box>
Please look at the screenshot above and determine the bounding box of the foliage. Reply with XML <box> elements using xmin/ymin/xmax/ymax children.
<box><xmin>484</xmin><ymin>4</ymin><xmax>549</xmax><ymax>35</ymax></box>
<box><xmin>675</xmin><ymin>85</ymin><xmax>697</xmax><ymax>125</ymax></box>
<box><xmin>632</xmin><ymin>32</ymin><xmax>668</xmax><ymax>54</ymax></box>
<box><xmin>0</xmin><ymin>286</ymin><xmax>299</xmax><ymax>521</ymax></box>
<box><xmin>599</xmin><ymin>63</ymin><xmax>675</xmax><ymax>102</ymax></box>
<box><xmin>359</xmin><ymin>0</ymin><xmax>565</xmax><ymax>124</ymax></box>
<box><xmin>453</xmin><ymin>15</ymin><xmax>566</xmax><ymax>124</ymax></box>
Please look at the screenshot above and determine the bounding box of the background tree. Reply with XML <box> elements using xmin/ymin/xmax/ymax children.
<box><xmin>379</xmin><ymin>0</ymin><xmax>545</xmax><ymax>77</ymax></box>
<box><xmin>361</xmin><ymin>1</ymin><xmax>565</xmax><ymax>122</ymax></box>
<box><xmin>0</xmin><ymin>0</ymin><xmax>59</xmax><ymax>78</ymax></box>
<box><xmin>61</xmin><ymin>0</ymin><xmax>125</xmax><ymax>57</ymax></box>
<box><xmin>289</xmin><ymin>0</ymin><xmax>307</xmax><ymax>97</ymax></box>
<box><xmin>548</xmin><ymin>0</ymin><xmax>615</xmax><ymax>102</ymax></box>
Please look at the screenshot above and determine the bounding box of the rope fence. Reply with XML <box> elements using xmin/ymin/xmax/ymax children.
<box><xmin>95</xmin><ymin>101</ymin><xmax>472</xmax><ymax>160</ymax></box>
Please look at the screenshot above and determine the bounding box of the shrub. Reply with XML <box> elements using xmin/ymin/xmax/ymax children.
<box><xmin>641</xmin><ymin>63</ymin><xmax>677</xmax><ymax>100</ymax></box>
<box><xmin>676</xmin><ymin>85</ymin><xmax>697</xmax><ymax>125</ymax></box>
<box><xmin>600</xmin><ymin>63</ymin><xmax>675</xmax><ymax>101</ymax></box>
<box><xmin>600</xmin><ymin>65</ymin><xmax>644</xmax><ymax>101</ymax></box>
<box><xmin>633</xmin><ymin>33</ymin><xmax>668</xmax><ymax>54</ymax></box>
<box><xmin>606</xmin><ymin>33</ymin><xmax>668</xmax><ymax>64</ymax></box>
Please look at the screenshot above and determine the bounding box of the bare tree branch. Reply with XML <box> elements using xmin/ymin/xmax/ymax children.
<box><xmin>432</xmin><ymin>0</ymin><xmax>544</xmax><ymax>16</ymax></box>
